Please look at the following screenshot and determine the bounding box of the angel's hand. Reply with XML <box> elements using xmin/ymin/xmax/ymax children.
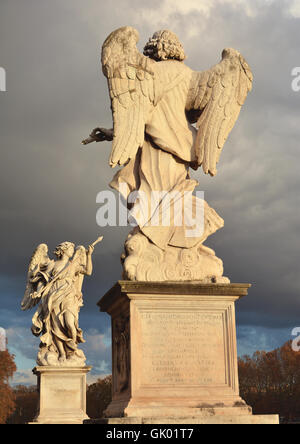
<box><xmin>82</xmin><ymin>128</ymin><xmax>113</xmax><ymax>145</ymax></box>
<box><xmin>87</xmin><ymin>245</ymin><xmax>95</xmax><ymax>256</ymax></box>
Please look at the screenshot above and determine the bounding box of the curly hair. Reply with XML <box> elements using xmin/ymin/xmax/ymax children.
<box><xmin>54</xmin><ymin>241</ymin><xmax>75</xmax><ymax>259</ymax></box>
<box><xmin>143</xmin><ymin>30</ymin><xmax>186</xmax><ymax>62</ymax></box>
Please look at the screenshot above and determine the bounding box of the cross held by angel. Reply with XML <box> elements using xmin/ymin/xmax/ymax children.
<box><xmin>83</xmin><ymin>27</ymin><xmax>253</xmax><ymax>283</ymax></box>
<box><xmin>21</xmin><ymin>236</ymin><xmax>103</xmax><ymax>366</ymax></box>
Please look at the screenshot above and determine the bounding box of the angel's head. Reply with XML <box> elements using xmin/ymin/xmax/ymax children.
<box><xmin>54</xmin><ymin>242</ymin><xmax>75</xmax><ymax>259</ymax></box>
<box><xmin>143</xmin><ymin>30</ymin><xmax>186</xmax><ymax>62</ymax></box>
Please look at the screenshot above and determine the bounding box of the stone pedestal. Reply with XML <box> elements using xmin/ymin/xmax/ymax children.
<box><xmin>30</xmin><ymin>366</ymin><xmax>91</xmax><ymax>424</ymax></box>
<box><xmin>98</xmin><ymin>281</ymin><xmax>279</xmax><ymax>424</ymax></box>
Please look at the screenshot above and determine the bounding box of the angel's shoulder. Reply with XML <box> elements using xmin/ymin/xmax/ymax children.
<box><xmin>154</xmin><ymin>60</ymin><xmax>193</xmax><ymax>89</ymax></box>
<box><xmin>156</xmin><ymin>60</ymin><xmax>192</xmax><ymax>74</ymax></box>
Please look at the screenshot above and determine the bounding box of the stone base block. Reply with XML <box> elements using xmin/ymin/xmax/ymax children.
<box><xmin>89</xmin><ymin>414</ymin><xmax>279</xmax><ymax>424</ymax></box>
<box><xmin>30</xmin><ymin>366</ymin><xmax>91</xmax><ymax>424</ymax></box>
<box><xmin>98</xmin><ymin>281</ymin><xmax>279</xmax><ymax>425</ymax></box>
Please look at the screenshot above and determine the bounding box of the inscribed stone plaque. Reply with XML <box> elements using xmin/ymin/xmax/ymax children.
<box><xmin>140</xmin><ymin>311</ymin><xmax>226</xmax><ymax>386</ymax></box>
<box><xmin>43</xmin><ymin>375</ymin><xmax>82</xmax><ymax>410</ymax></box>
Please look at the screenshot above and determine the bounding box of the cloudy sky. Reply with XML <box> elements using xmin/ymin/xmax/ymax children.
<box><xmin>1</xmin><ymin>0</ymin><xmax>300</xmax><ymax>385</ymax></box>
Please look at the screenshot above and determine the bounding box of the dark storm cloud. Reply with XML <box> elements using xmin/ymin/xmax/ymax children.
<box><xmin>1</xmin><ymin>0</ymin><xmax>300</xmax><ymax>377</ymax></box>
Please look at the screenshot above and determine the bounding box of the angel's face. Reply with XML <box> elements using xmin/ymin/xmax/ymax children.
<box><xmin>54</xmin><ymin>243</ymin><xmax>75</xmax><ymax>259</ymax></box>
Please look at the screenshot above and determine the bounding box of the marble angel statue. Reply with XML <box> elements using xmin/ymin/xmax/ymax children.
<box><xmin>83</xmin><ymin>27</ymin><xmax>253</xmax><ymax>282</ymax></box>
<box><xmin>21</xmin><ymin>237</ymin><xmax>103</xmax><ymax>366</ymax></box>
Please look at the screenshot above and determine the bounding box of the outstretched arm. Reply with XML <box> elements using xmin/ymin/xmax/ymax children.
<box><xmin>82</xmin><ymin>127</ymin><xmax>113</xmax><ymax>145</ymax></box>
<box><xmin>85</xmin><ymin>245</ymin><xmax>94</xmax><ymax>276</ymax></box>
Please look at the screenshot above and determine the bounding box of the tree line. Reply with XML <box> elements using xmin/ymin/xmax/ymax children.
<box><xmin>238</xmin><ymin>340</ymin><xmax>300</xmax><ymax>422</ymax></box>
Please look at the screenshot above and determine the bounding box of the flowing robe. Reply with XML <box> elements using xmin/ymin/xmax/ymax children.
<box><xmin>31</xmin><ymin>261</ymin><xmax>85</xmax><ymax>354</ymax></box>
<box><xmin>110</xmin><ymin>60</ymin><xmax>223</xmax><ymax>250</ymax></box>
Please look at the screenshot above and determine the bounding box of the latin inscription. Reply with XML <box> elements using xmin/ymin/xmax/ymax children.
<box><xmin>140</xmin><ymin>312</ymin><xmax>226</xmax><ymax>386</ymax></box>
<box><xmin>44</xmin><ymin>376</ymin><xmax>82</xmax><ymax>408</ymax></box>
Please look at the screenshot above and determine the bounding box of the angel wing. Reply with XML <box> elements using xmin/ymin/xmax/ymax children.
<box><xmin>21</xmin><ymin>243</ymin><xmax>50</xmax><ymax>311</ymax></box>
<box><xmin>72</xmin><ymin>246</ymin><xmax>87</xmax><ymax>294</ymax></box>
<box><xmin>189</xmin><ymin>48</ymin><xmax>253</xmax><ymax>176</ymax></box>
<box><xmin>102</xmin><ymin>26</ymin><xmax>158</xmax><ymax>167</ymax></box>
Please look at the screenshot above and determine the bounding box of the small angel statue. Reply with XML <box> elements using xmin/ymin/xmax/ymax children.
<box><xmin>21</xmin><ymin>237</ymin><xmax>103</xmax><ymax>366</ymax></box>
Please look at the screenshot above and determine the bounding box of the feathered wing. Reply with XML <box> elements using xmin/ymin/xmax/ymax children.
<box><xmin>21</xmin><ymin>244</ymin><xmax>49</xmax><ymax>311</ymax></box>
<box><xmin>101</xmin><ymin>26</ymin><xmax>157</xmax><ymax>167</ymax></box>
<box><xmin>72</xmin><ymin>246</ymin><xmax>87</xmax><ymax>294</ymax></box>
<box><xmin>189</xmin><ymin>48</ymin><xmax>253</xmax><ymax>176</ymax></box>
